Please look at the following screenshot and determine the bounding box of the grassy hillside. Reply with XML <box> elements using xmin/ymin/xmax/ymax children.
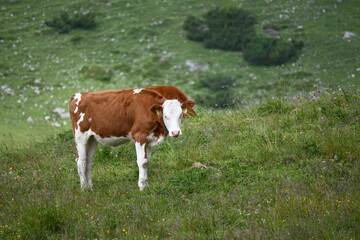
<box><xmin>0</xmin><ymin>1</ymin><xmax>359</xmax><ymax>238</ymax></box>
<box><xmin>0</xmin><ymin>89</ymin><xmax>359</xmax><ymax>239</ymax></box>
<box><xmin>1</xmin><ymin>0</ymin><xmax>360</xmax><ymax>141</ymax></box>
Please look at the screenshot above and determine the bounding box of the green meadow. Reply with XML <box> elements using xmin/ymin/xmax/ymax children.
<box><xmin>0</xmin><ymin>0</ymin><xmax>359</xmax><ymax>239</ymax></box>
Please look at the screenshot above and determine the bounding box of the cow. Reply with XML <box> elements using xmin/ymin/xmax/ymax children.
<box><xmin>69</xmin><ymin>86</ymin><xmax>196</xmax><ymax>190</ymax></box>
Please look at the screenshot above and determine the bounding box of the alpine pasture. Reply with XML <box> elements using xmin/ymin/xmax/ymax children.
<box><xmin>0</xmin><ymin>0</ymin><xmax>359</xmax><ymax>239</ymax></box>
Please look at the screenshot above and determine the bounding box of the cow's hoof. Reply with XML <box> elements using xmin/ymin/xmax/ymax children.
<box><xmin>138</xmin><ymin>179</ymin><xmax>148</xmax><ymax>191</ymax></box>
<box><xmin>80</xmin><ymin>184</ymin><xmax>93</xmax><ymax>191</ymax></box>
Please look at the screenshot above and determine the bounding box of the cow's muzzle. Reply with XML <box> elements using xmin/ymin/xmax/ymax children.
<box><xmin>171</xmin><ymin>130</ymin><xmax>181</xmax><ymax>137</ymax></box>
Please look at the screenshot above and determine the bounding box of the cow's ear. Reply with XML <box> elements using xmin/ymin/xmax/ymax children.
<box><xmin>182</xmin><ymin>100</ymin><xmax>196</xmax><ymax>111</ymax></box>
<box><xmin>150</xmin><ymin>104</ymin><xmax>162</xmax><ymax>115</ymax></box>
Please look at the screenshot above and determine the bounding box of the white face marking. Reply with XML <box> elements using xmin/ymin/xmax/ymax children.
<box><xmin>74</xmin><ymin>93</ymin><xmax>82</xmax><ymax>105</ymax></box>
<box><xmin>74</xmin><ymin>106</ymin><xmax>79</xmax><ymax>113</ymax></box>
<box><xmin>133</xmin><ymin>88</ymin><xmax>144</xmax><ymax>94</ymax></box>
<box><xmin>162</xmin><ymin>100</ymin><xmax>182</xmax><ymax>137</ymax></box>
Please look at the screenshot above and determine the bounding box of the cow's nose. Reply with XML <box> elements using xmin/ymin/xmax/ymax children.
<box><xmin>171</xmin><ymin>130</ymin><xmax>180</xmax><ymax>137</ymax></box>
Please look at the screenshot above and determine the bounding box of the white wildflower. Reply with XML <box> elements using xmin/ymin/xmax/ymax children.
<box><xmin>343</xmin><ymin>31</ymin><xmax>355</xmax><ymax>40</ymax></box>
<box><xmin>53</xmin><ymin>107</ymin><xmax>70</xmax><ymax>118</ymax></box>
<box><xmin>27</xmin><ymin>117</ymin><xmax>34</xmax><ymax>123</ymax></box>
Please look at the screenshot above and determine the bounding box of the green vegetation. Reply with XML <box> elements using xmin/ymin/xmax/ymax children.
<box><xmin>196</xmin><ymin>73</ymin><xmax>239</xmax><ymax>108</ymax></box>
<box><xmin>184</xmin><ymin>7</ymin><xmax>257</xmax><ymax>50</ymax></box>
<box><xmin>45</xmin><ymin>9</ymin><xmax>97</xmax><ymax>33</ymax></box>
<box><xmin>80</xmin><ymin>65</ymin><xmax>113</xmax><ymax>81</ymax></box>
<box><xmin>1</xmin><ymin>90</ymin><xmax>359</xmax><ymax>239</ymax></box>
<box><xmin>183</xmin><ymin>7</ymin><xmax>303</xmax><ymax>65</ymax></box>
<box><xmin>0</xmin><ymin>0</ymin><xmax>359</xmax><ymax>238</ymax></box>
<box><xmin>1</xmin><ymin>0</ymin><xmax>359</xmax><ymax>141</ymax></box>
<box><xmin>243</xmin><ymin>37</ymin><xmax>302</xmax><ymax>66</ymax></box>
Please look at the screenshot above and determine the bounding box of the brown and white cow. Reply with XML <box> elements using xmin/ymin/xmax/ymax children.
<box><xmin>69</xmin><ymin>87</ymin><xmax>195</xmax><ymax>190</ymax></box>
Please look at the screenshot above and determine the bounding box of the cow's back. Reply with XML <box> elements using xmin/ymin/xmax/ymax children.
<box><xmin>146</xmin><ymin>86</ymin><xmax>188</xmax><ymax>102</ymax></box>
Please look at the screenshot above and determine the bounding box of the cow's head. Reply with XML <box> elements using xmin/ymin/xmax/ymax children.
<box><xmin>151</xmin><ymin>99</ymin><xmax>184</xmax><ymax>137</ymax></box>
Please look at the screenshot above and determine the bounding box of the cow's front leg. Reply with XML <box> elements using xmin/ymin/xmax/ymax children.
<box><xmin>135</xmin><ymin>142</ymin><xmax>149</xmax><ymax>190</ymax></box>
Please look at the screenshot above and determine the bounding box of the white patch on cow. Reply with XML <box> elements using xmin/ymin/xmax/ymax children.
<box><xmin>92</xmin><ymin>131</ymin><xmax>132</xmax><ymax>147</ymax></box>
<box><xmin>77</xmin><ymin>112</ymin><xmax>85</xmax><ymax>128</ymax></box>
<box><xmin>88</xmin><ymin>117</ymin><xmax>92</xmax><ymax>122</ymax></box>
<box><xmin>133</xmin><ymin>88</ymin><xmax>144</xmax><ymax>94</ymax></box>
<box><xmin>162</xmin><ymin>99</ymin><xmax>182</xmax><ymax>137</ymax></box>
<box><xmin>147</xmin><ymin>133</ymin><xmax>166</xmax><ymax>147</ymax></box>
<box><xmin>74</xmin><ymin>106</ymin><xmax>79</xmax><ymax>113</ymax></box>
<box><xmin>73</xmin><ymin>93</ymin><xmax>82</xmax><ymax>105</ymax></box>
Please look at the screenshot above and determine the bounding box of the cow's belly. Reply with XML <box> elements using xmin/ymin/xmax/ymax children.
<box><xmin>93</xmin><ymin>133</ymin><xmax>132</xmax><ymax>147</ymax></box>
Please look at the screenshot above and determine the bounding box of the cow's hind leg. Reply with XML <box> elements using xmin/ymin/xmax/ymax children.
<box><xmin>135</xmin><ymin>142</ymin><xmax>149</xmax><ymax>190</ymax></box>
<box><xmin>76</xmin><ymin>142</ymin><xmax>88</xmax><ymax>189</ymax></box>
<box><xmin>75</xmin><ymin>132</ymin><xmax>91</xmax><ymax>189</ymax></box>
<box><xmin>85</xmin><ymin>137</ymin><xmax>98</xmax><ymax>188</ymax></box>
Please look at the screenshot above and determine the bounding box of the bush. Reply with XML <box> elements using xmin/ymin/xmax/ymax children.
<box><xmin>45</xmin><ymin>11</ymin><xmax>72</xmax><ymax>33</ymax></box>
<box><xmin>203</xmin><ymin>8</ymin><xmax>256</xmax><ymax>50</ymax></box>
<box><xmin>70</xmin><ymin>10</ymin><xmax>96</xmax><ymax>29</ymax></box>
<box><xmin>243</xmin><ymin>37</ymin><xmax>302</xmax><ymax>66</ymax></box>
<box><xmin>80</xmin><ymin>65</ymin><xmax>113</xmax><ymax>81</ymax></box>
<box><xmin>196</xmin><ymin>74</ymin><xmax>239</xmax><ymax>108</ymax></box>
<box><xmin>183</xmin><ymin>7</ymin><xmax>256</xmax><ymax>50</ymax></box>
<box><xmin>183</xmin><ymin>8</ymin><xmax>304</xmax><ymax>66</ymax></box>
<box><xmin>45</xmin><ymin>9</ymin><xmax>96</xmax><ymax>33</ymax></box>
<box><xmin>183</xmin><ymin>16</ymin><xmax>207</xmax><ymax>42</ymax></box>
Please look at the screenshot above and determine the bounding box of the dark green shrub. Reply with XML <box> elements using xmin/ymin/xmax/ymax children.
<box><xmin>203</xmin><ymin>8</ymin><xmax>256</xmax><ymax>50</ymax></box>
<box><xmin>80</xmin><ymin>65</ymin><xmax>113</xmax><ymax>81</ymax></box>
<box><xmin>183</xmin><ymin>16</ymin><xmax>207</xmax><ymax>41</ymax></box>
<box><xmin>45</xmin><ymin>9</ymin><xmax>96</xmax><ymax>33</ymax></box>
<box><xmin>291</xmin><ymin>39</ymin><xmax>304</xmax><ymax>51</ymax></box>
<box><xmin>71</xmin><ymin>10</ymin><xmax>96</xmax><ymax>29</ymax></box>
<box><xmin>243</xmin><ymin>37</ymin><xmax>301</xmax><ymax>66</ymax></box>
<box><xmin>45</xmin><ymin>11</ymin><xmax>72</xmax><ymax>33</ymax></box>
<box><xmin>199</xmin><ymin>74</ymin><xmax>236</xmax><ymax>91</ymax></box>
<box><xmin>183</xmin><ymin>7</ymin><xmax>256</xmax><ymax>50</ymax></box>
<box><xmin>197</xmin><ymin>74</ymin><xmax>239</xmax><ymax>108</ymax></box>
